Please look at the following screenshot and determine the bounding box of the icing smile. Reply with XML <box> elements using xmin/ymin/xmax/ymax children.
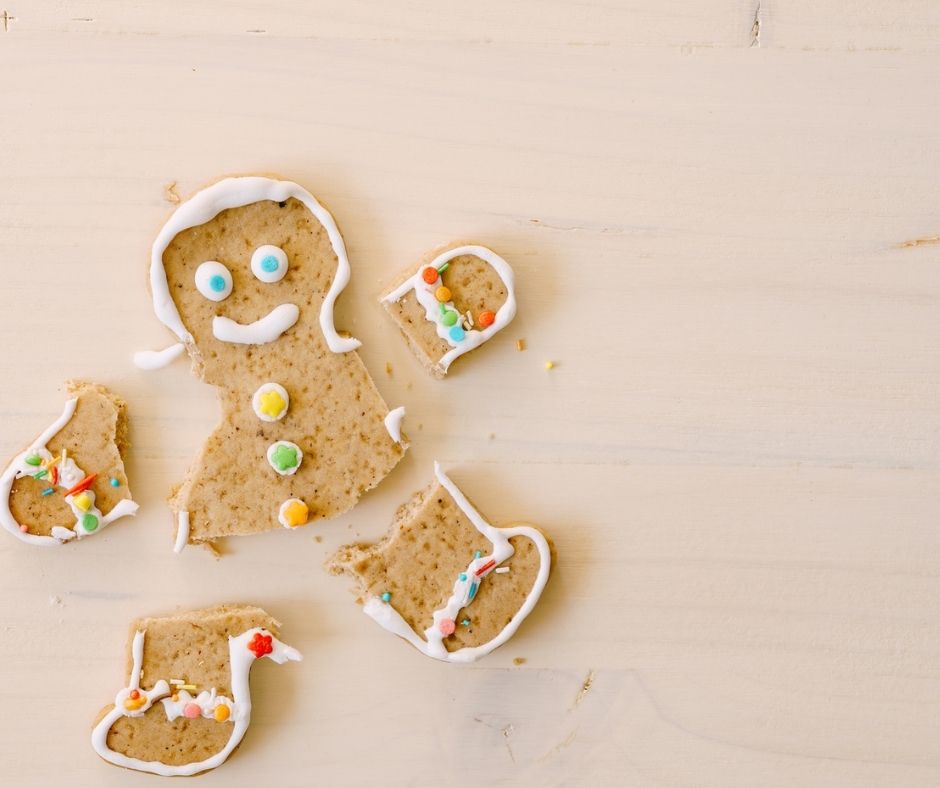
<box><xmin>212</xmin><ymin>303</ymin><xmax>300</xmax><ymax>345</ymax></box>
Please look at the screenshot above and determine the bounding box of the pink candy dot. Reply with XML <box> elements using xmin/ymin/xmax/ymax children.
<box><xmin>438</xmin><ymin>618</ymin><xmax>456</xmax><ymax>636</ymax></box>
<box><xmin>19</xmin><ymin>525</ymin><xmax>28</xmax><ymax>533</ymax></box>
<box><xmin>183</xmin><ymin>703</ymin><xmax>201</xmax><ymax>719</ymax></box>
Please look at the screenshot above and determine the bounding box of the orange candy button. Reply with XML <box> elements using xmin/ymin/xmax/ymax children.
<box><xmin>214</xmin><ymin>705</ymin><xmax>231</xmax><ymax>722</ymax></box>
<box><xmin>478</xmin><ymin>310</ymin><xmax>496</xmax><ymax>328</ymax></box>
<box><xmin>422</xmin><ymin>267</ymin><xmax>438</xmax><ymax>284</ymax></box>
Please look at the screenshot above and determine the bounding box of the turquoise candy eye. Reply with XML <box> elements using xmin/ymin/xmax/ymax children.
<box><xmin>251</xmin><ymin>245</ymin><xmax>289</xmax><ymax>283</ymax></box>
<box><xmin>195</xmin><ymin>261</ymin><xmax>233</xmax><ymax>302</ymax></box>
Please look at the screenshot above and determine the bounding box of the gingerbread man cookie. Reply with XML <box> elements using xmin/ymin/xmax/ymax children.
<box><xmin>139</xmin><ymin>177</ymin><xmax>407</xmax><ymax>551</ymax></box>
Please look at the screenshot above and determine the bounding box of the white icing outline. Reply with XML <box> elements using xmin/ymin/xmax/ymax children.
<box><xmin>381</xmin><ymin>246</ymin><xmax>517</xmax><ymax>372</ymax></box>
<box><xmin>149</xmin><ymin>176</ymin><xmax>360</xmax><ymax>353</ymax></box>
<box><xmin>362</xmin><ymin>462</ymin><xmax>550</xmax><ymax>663</ymax></box>
<box><xmin>173</xmin><ymin>511</ymin><xmax>189</xmax><ymax>554</ymax></box>
<box><xmin>91</xmin><ymin>627</ymin><xmax>301</xmax><ymax>777</ymax></box>
<box><xmin>133</xmin><ymin>343</ymin><xmax>186</xmax><ymax>370</ymax></box>
<box><xmin>383</xmin><ymin>406</ymin><xmax>406</xmax><ymax>444</ymax></box>
<box><xmin>212</xmin><ymin>303</ymin><xmax>300</xmax><ymax>345</ymax></box>
<box><xmin>0</xmin><ymin>398</ymin><xmax>139</xmax><ymax>546</ymax></box>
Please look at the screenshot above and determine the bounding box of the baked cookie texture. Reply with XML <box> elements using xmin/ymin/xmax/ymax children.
<box><xmin>0</xmin><ymin>381</ymin><xmax>137</xmax><ymax>545</ymax></box>
<box><xmin>380</xmin><ymin>242</ymin><xmax>517</xmax><ymax>378</ymax></box>
<box><xmin>146</xmin><ymin>177</ymin><xmax>406</xmax><ymax>551</ymax></box>
<box><xmin>328</xmin><ymin>463</ymin><xmax>551</xmax><ymax>663</ymax></box>
<box><xmin>91</xmin><ymin>603</ymin><xmax>301</xmax><ymax>777</ymax></box>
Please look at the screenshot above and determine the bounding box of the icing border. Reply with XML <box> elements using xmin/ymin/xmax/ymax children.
<box><xmin>150</xmin><ymin>176</ymin><xmax>360</xmax><ymax>354</ymax></box>
<box><xmin>362</xmin><ymin>462</ymin><xmax>550</xmax><ymax>663</ymax></box>
<box><xmin>381</xmin><ymin>245</ymin><xmax>517</xmax><ymax>372</ymax></box>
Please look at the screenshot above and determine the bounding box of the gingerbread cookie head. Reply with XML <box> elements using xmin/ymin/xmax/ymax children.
<box><xmin>381</xmin><ymin>243</ymin><xmax>517</xmax><ymax>378</ymax></box>
<box><xmin>149</xmin><ymin>177</ymin><xmax>359</xmax><ymax>382</ymax></box>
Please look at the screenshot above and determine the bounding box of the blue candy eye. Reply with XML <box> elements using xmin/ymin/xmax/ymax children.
<box><xmin>251</xmin><ymin>245</ymin><xmax>288</xmax><ymax>283</ymax></box>
<box><xmin>195</xmin><ymin>261</ymin><xmax>233</xmax><ymax>302</ymax></box>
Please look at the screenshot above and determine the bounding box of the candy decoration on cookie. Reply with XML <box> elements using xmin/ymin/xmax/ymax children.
<box><xmin>134</xmin><ymin>176</ymin><xmax>408</xmax><ymax>550</ymax></box>
<box><xmin>0</xmin><ymin>383</ymin><xmax>138</xmax><ymax>546</ymax></box>
<box><xmin>381</xmin><ymin>244</ymin><xmax>517</xmax><ymax>377</ymax></box>
<box><xmin>91</xmin><ymin>604</ymin><xmax>301</xmax><ymax>777</ymax></box>
<box><xmin>329</xmin><ymin>463</ymin><xmax>551</xmax><ymax>663</ymax></box>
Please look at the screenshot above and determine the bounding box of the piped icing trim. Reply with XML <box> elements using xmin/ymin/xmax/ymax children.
<box><xmin>91</xmin><ymin>627</ymin><xmax>301</xmax><ymax>777</ymax></box>
<box><xmin>173</xmin><ymin>511</ymin><xmax>189</xmax><ymax>554</ymax></box>
<box><xmin>212</xmin><ymin>303</ymin><xmax>300</xmax><ymax>345</ymax></box>
<box><xmin>149</xmin><ymin>176</ymin><xmax>361</xmax><ymax>354</ymax></box>
<box><xmin>381</xmin><ymin>246</ymin><xmax>517</xmax><ymax>372</ymax></box>
<box><xmin>133</xmin><ymin>343</ymin><xmax>186</xmax><ymax>371</ymax></box>
<box><xmin>384</xmin><ymin>406</ymin><xmax>406</xmax><ymax>444</ymax></box>
<box><xmin>0</xmin><ymin>399</ymin><xmax>138</xmax><ymax>546</ymax></box>
<box><xmin>362</xmin><ymin>462</ymin><xmax>550</xmax><ymax>663</ymax></box>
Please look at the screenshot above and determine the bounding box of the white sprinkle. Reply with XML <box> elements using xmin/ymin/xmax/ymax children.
<box><xmin>169</xmin><ymin>679</ymin><xmax>184</xmax><ymax>685</ymax></box>
<box><xmin>495</xmin><ymin>567</ymin><xmax>510</xmax><ymax>574</ymax></box>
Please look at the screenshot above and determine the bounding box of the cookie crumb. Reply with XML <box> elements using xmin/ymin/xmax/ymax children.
<box><xmin>164</xmin><ymin>182</ymin><xmax>181</xmax><ymax>204</ymax></box>
<box><xmin>516</xmin><ymin>339</ymin><xmax>526</xmax><ymax>351</ymax></box>
<box><xmin>385</xmin><ymin>361</ymin><xmax>392</xmax><ymax>375</ymax></box>
<box><xmin>544</xmin><ymin>361</ymin><xmax>555</xmax><ymax>370</ymax></box>
<box><xmin>513</xmin><ymin>657</ymin><xmax>526</xmax><ymax>665</ymax></box>
<box><xmin>314</xmin><ymin>535</ymin><xmax>322</xmax><ymax>543</ymax></box>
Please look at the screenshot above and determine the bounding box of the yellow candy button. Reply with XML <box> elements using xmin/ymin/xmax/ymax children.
<box><xmin>435</xmin><ymin>286</ymin><xmax>452</xmax><ymax>303</ymax></box>
<box><xmin>278</xmin><ymin>498</ymin><xmax>309</xmax><ymax>529</ymax></box>
<box><xmin>73</xmin><ymin>492</ymin><xmax>92</xmax><ymax>512</ymax></box>
<box><xmin>214</xmin><ymin>704</ymin><xmax>230</xmax><ymax>722</ymax></box>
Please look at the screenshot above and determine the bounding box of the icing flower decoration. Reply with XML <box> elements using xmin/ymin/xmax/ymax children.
<box><xmin>247</xmin><ymin>632</ymin><xmax>273</xmax><ymax>659</ymax></box>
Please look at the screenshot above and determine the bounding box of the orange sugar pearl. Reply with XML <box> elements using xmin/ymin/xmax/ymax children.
<box><xmin>422</xmin><ymin>267</ymin><xmax>438</xmax><ymax>284</ymax></box>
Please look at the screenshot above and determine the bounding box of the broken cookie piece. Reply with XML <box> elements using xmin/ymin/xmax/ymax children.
<box><xmin>328</xmin><ymin>463</ymin><xmax>551</xmax><ymax>663</ymax></box>
<box><xmin>91</xmin><ymin>604</ymin><xmax>301</xmax><ymax>777</ymax></box>
<box><xmin>380</xmin><ymin>243</ymin><xmax>517</xmax><ymax>377</ymax></box>
<box><xmin>0</xmin><ymin>381</ymin><xmax>138</xmax><ymax>545</ymax></box>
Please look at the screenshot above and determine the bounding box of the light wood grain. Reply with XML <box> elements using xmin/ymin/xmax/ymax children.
<box><xmin>0</xmin><ymin>2</ymin><xmax>938</xmax><ymax>786</ymax></box>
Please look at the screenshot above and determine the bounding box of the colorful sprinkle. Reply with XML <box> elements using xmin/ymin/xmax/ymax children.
<box><xmin>129</xmin><ymin>690</ymin><xmax>140</xmax><ymax>700</ymax></box>
<box><xmin>458</xmin><ymin>573</ymin><xmax>467</xmax><ymax>582</ymax></box>
<box><xmin>422</xmin><ymin>267</ymin><xmax>439</xmax><ymax>284</ymax></box>
<box><xmin>260</xmin><ymin>255</ymin><xmax>280</xmax><ymax>273</ymax></box>
<box><xmin>449</xmin><ymin>325</ymin><xmax>465</xmax><ymax>342</ymax></box>
<box><xmin>474</xmin><ymin>550</ymin><xmax>482</xmax><ymax>559</ymax></box>
<box><xmin>258</xmin><ymin>389</ymin><xmax>287</xmax><ymax>420</ymax></box>
<box><xmin>475</xmin><ymin>559</ymin><xmax>496</xmax><ymax>576</ymax></box>
<box><xmin>64</xmin><ymin>473</ymin><xmax>97</xmax><ymax>497</ymax></box>
<box><xmin>461</xmin><ymin>618</ymin><xmax>471</xmax><ymax>627</ymax></box>
<box><xmin>40</xmin><ymin>487</ymin><xmax>54</xmax><ymax>497</ymax></box>
<box><xmin>183</xmin><ymin>703</ymin><xmax>202</xmax><ymax>719</ymax></box>
<box><xmin>438</xmin><ymin>618</ymin><xmax>456</xmax><ymax>636</ymax></box>
<box><xmin>267</xmin><ymin>441</ymin><xmax>302</xmax><ymax>475</ymax></box>
<box><xmin>495</xmin><ymin>567</ymin><xmax>510</xmax><ymax>574</ymax></box>
<box><xmin>545</xmin><ymin>361</ymin><xmax>555</xmax><ymax>370</ymax></box>
<box><xmin>248</xmin><ymin>632</ymin><xmax>273</xmax><ymax>658</ymax></box>
<box><xmin>73</xmin><ymin>492</ymin><xmax>93</xmax><ymax>512</ymax></box>
<box><xmin>468</xmin><ymin>582</ymin><xmax>478</xmax><ymax>600</ymax></box>
<box><xmin>24</xmin><ymin>454</ymin><xmax>41</xmax><ymax>467</ymax></box>
<box><xmin>437</xmin><ymin>262</ymin><xmax>450</xmax><ymax>274</ymax></box>
<box><xmin>81</xmin><ymin>513</ymin><xmax>99</xmax><ymax>532</ymax></box>
<box><xmin>213</xmin><ymin>705</ymin><xmax>231</xmax><ymax>722</ymax></box>
<box><xmin>435</xmin><ymin>286</ymin><xmax>452</xmax><ymax>303</ymax></box>
<box><xmin>32</xmin><ymin>469</ymin><xmax>48</xmax><ymax>480</ymax></box>
<box><xmin>109</xmin><ymin>477</ymin><xmax>120</xmax><ymax>488</ymax></box>
<box><xmin>381</xmin><ymin>591</ymin><xmax>391</xmax><ymax>603</ymax></box>
<box><xmin>478</xmin><ymin>310</ymin><xmax>496</xmax><ymax>328</ymax></box>
<box><xmin>442</xmin><ymin>310</ymin><xmax>458</xmax><ymax>327</ymax></box>
<box><xmin>50</xmin><ymin>466</ymin><xmax>58</xmax><ymax>485</ymax></box>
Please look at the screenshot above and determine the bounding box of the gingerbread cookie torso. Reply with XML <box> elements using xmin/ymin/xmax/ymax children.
<box><xmin>144</xmin><ymin>177</ymin><xmax>407</xmax><ymax>550</ymax></box>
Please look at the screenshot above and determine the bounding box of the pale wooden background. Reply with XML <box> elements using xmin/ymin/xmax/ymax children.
<box><xmin>0</xmin><ymin>2</ymin><xmax>938</xmax><ymax>786</ymax></box>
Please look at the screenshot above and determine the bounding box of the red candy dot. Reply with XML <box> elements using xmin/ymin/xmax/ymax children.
<box><xmin>247</xmin><ymin>631</ymin><xmax>273</xmax><ymax>658</ymax></box>
<box><xmin>129</xmin><ymin>689</ymin><xmax>140</xmax><ymax>700</ymax></box>
<box><xmin>422</xmin><ymin>267</ymin><xmax>439</xmax><ymax>285</ymax></box>
<box><xmin>184</xmin><ymin>703</ymin><xmax>201</xmax><ymax>719</ymax></box>
<box><xmin>438</xmin><ymin>618</ymin><xmax>456</xmax><ymax>636</ymax></box>
<box><xmin>478</xmin><ymin>310</ymin><xmax>496</xmax><ymax>328</ymax></box>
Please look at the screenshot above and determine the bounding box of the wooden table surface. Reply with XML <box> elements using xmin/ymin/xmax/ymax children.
<box><xmin>1</xmin><ymin>2</ymin><xmax>938</xmax><ymax>786</ymax></box>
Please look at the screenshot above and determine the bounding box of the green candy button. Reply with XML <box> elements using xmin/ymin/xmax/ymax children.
<box><xmin>82</xmin><ymin>513</ymin><xmax>99</xmax><ymax>532</ymax></box>
<box><xmin>442</xmin><ymin>310</ymin><xmax>458</xmax><ymax>327</ymax></box>
<box><xmin>25</xmin><ymin>454</ymin><xmax>41</xmax><ymax>466</ymax></box>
